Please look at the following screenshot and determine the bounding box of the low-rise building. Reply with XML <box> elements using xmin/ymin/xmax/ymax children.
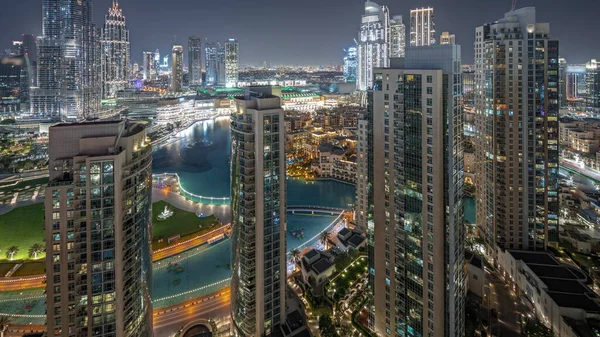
<box><xmin>465</xmin><ymin>251</ymin><xmax>485</xmax><ymax>298</ymax></box>
<box><xmin>336</xmin><ymin>227</ymin><xmax>366</xmax><ymax>251</ymax></box>
<box><xmin>300</xmin><ymin>249</ymin><xmax>335</xmax><ymax>296</ymax></box>
<box><xmin>560</xmin><ymin>119</ymin><xmax>600</xmax><ymax>154</ymax></box>
<box><xmin>316</xmin><ymin>143</ymin><xmax>356</xmax><ymax>183</ymax></box>
<box><xmin>497</xmin><ymin>249</ymin><xmax>600</xmax><ymax>337</ymax></box>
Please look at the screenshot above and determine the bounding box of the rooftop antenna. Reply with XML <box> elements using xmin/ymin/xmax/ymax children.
<box><xmin>510</xmin><ymin>0</ymin><xmax>517</xmax><ymax>11</ymax></box>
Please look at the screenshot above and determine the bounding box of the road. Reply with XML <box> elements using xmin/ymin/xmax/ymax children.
<box><xmin>485</xmin><ymin>268</ymin><xmax>529</xmax><ymax>337</ymax></box>
<box><xmin>0</xmin><ymin>276</ymin><xmax>45</xmax><ymax>292</ymax></box>
<box><xmin>153</xmin><ymin>287</ymin><xmax>231</xmax><ymax>337</ymax></box>
<box><xmin>152</xmin><ymin>224</ymin><xmax>231</xmax><ymax>261</ymax></box>
<box><xmin>560</xmin><ymin>158</ymin><xmax>600</xmax><ymax>183</ymax></box>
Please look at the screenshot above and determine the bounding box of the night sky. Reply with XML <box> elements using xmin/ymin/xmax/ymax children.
<box><xmin>0</xmin><ymin>0</ymin><xmax>597</xmax><ymax>66</ymax></box>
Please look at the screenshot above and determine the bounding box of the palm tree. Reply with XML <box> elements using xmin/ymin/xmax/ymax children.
<box><xmin>5</xmin><ymin>246</ymin><xmax>18</xmax><ymax>261</ymax></box>
<box><xmin>0</xmin><ymin>316</ymin><xmax>9</xmax><ymax>337</ymax></box>
<box><xmin>289</xmin><ymin>249</ymin><xmax>301</xmax><ymax>265</ymax></box>
<box><xmin>28</xmin><ymin>243</ymin><xmax>44</xmax><ymax>260</ymax></box>
<box><xmin>319</xmin><ymin>231</ymin><xmax>331</xmax><ymax>250</ymax></box>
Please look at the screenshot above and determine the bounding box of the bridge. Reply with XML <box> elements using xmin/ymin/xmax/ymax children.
<box><xmin>287</xmin><ymin>205</ymin><xmax>346</xmax><ymax>215</ymax></box>
<box><xmin>560</xmin><ymin>159</ymin><xmax>600</xmax><ymax>183</ymax></box>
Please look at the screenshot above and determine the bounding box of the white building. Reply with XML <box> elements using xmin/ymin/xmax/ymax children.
<box><xmin>357</xmin><ymin>1</ymin><xmax>389</xmax><ymax>91</ymax></box>
<box><xmin>410</xmin><ymin>7</ymin><xmax>435</xmax><ymax>46</ymax></box>
<box><xmin>170</xmin><ymin>45</ymin><xmax>183</xmax><ymax>92</ymax></box>
<box><xmin>225</xmin><ymin>39</ymin><xmax>239</xmax><ymax>87</ymax></box>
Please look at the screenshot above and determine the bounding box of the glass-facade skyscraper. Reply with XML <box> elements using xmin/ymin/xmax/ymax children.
<box><xmin>100</xmin><ymin>0</ymin><xmax>130</xmax><ymax>99</ymax></box>
<box><xmin>410</xmin><ymin>7</ymin><xmax>435</xmax><ymax>47</ymax></box>
<box><xmin>205</xmin><ymin>42</ymin><xmax>223</xmax><ymax>86</ymax></box>
<box><xmin>188</xmin><ymin>36</ymin><xmax>202</xmax><ymax>86</ymax></box>
<box><xmin>357</xmin><ymin>1</ymin><xmax>389</xmax><ymax>91</ymax></box>
<box><xmin>230</xmin><ymin>86</ymin><xmax>286</xmax><ymax>337</ymax></box>
<box><xmin>343</xmin><ymin>46</ymin><xmax>358</xmax><ymax>83</ymax></box>
<box><xmin>585</xmin><ymin>59</ymin><xmax>600</xmax><ymax>110</ymax></box>
<box><xmin>389</xmin><ymin>15</ymin><xmax>406</xmax><ymax>58</ymax></box>
<box><xmin>45</xmin><ymin>120</ymin><xmax>153</xmax><ymax>337</ymax></box>
<box><xmin>170</xmin><ymin>45</ymin><xmax>183</xmax><ymax>92</ymax></box>
<box><xmin>31</xmin><ymin>0</ymin><xmax>101</xmax><ymax>121</ymax></box>
<box><xmin>474</xmin><ymin>7</ymin><xmax>559</xmax><ymax>254</ymax></box>
<box><xmin>225</xmin><ymin>39</ymin><xmax>239</xmax><ymax>88</ymax></box>
<box><xmin>364</xmin><ymin>45</ymin><xmax>465</xmax><ymax>337</ymax></box>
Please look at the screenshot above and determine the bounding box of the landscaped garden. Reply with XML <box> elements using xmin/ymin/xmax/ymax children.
<box><xmin>326</xmin><ymin>252</ymin><xmax>368</xmax><ymax>302</ymax></box>
<box><xmin>151</xmin><ymin>200</ymin><xmax>221</xmax><ymax>250</ymax></box>
<box><xmin>0</xmin><ymin>203</ymin><xmax>45</xmax><ymax>261</ymax></box>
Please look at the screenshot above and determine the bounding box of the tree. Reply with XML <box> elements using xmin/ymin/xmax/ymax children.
<box><xmin>320</xmin><ymin>231</ymin><xmax>331</xmax><ymax>250</ymax></box>
<box><xmin>5</xmin><ymin>246</ymin><xmax>18</xmax><ymax>260</ymax></box>
<box><xmin>318</xmin><ymin>315</ymin><xmax>338</xmax><ymax>337</ymax></box>
<box><xmin>0</xmin><ymin>316</ymin><xmax>9</xmax><ymax>337</ymax></box>
<box><xmin>28</xmin><ymin>243</ymin><xmax>44</xmax><ymax>260</ymax></box>
<box><xmin>523</xmin><ymin>318</ymin><xmax>554</xmax><ymax>337</ymax></box>
<box><xmin>289</xmin><ymin>249</ymin><xmax>301</xmax><ymax>266</ymax></box>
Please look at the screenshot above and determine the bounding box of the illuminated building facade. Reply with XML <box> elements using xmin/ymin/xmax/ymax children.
<box><xmin>205</xmin><ymin>42</ymin><xmax>222</xmax><ymax>86</ymax></box>
<box><xmin>45</xmin><ymin>120</ymin><xmax>153</xmax><ymax>337</ymax></box>
<box><xmin>389</xmin><ymin>15</ymin><xmax>406</xmax><ymax>58</ymax></box>
<box><xmin>439</xmin><ymin>31</ymin><xmax>455</xmax><ymax>45</ymax></box>
<box><xmin>100</xmin><ymin>0</ymin><xmax>130</xmax><ymax>99</ymax></box>
<box><xmin>225</xmin><ymin>39</ymin><xmax>239</xmax><ymax>87</ymax></box>
<box><xmin>357</xmin><ymin>1</ymin><xmax>389</xmax><ymax>91</ymax></box>
<box><xmin>474</xmin><ymin>7</ymin><xmax>559</xmax><ymax>254</ymax></box>
<box><xmin>230</xmin><ymin>86</ymin><xmax>286</xmax><ymax>337</ymax></box>
<box><xmin>142</xmin><ymin>52</ymin><xmax>153</xmax><ymax>81</ymax></box>
<box><xmin>365</xmin><ymin>45</ymin><xmax>465</xmax><ymax>337</ymax></box>
<box><xmin>170</xmin><ymin>45</ymin><xmax>183</xmax><ymax>91</ymax></box>
<box><xmin>585</xmin><ymin>59</ymin><xmax>600</xmax><ymax>110</ymax></box>
<box><xmin>31</xmin><ymin>0</ymin><xmax>101</xmax><ymax>120</ymax></box>
<box><xmin>410</xmin><ymin>7</ymin><xmax>435</xmax><ymax>46</ymax></box>
<box><xmin>559</xmin><ymin>58</ymin><xmax>567</xmax><ymax>107</ymax></box>
<box><xmin>188</xmin><ymin>36</ymin><xmax>202</xmax><ymax>86</ymax></box>
<box><xmin>343</xmin><ymin>46</ymin><xmax>358</xmax><ymax>83</ymax></box>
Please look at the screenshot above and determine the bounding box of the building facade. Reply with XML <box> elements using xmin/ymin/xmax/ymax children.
<box><xmin>389</xmin><ymin>16</ymin><xmax>406</xmax><ymax>58</ymax></box>
<box><xmin>439</xmin><ymin>31</ymin><xmax>455</xmax><ymax>45</ymax></box>
<box><xmin>225</xmin><ymin>39</ymin><xmax>239</xmax><ymax>88</ymax></box>
<box><xmin>205</xmin><ymin>42</ymin><xmax>222</xmax><ymax>86</ymax></box>
<box><xmin>357</xmin><ymin>1</ymin><xmax>389</xmax><ymax>91</ymax></box>
<box><xmin>230</xmin><ymin>86</ymin><xmax>286</xmax><ymax>337</ymax></box>
<box><xmin>474</xmin><ymin>7</ymin><xmax>559</xmax><ymax>254</ymax></box>
<box><xmin>100</xmin><ymin>0</ymin><xmax>130</xmax><ymax>99</ymax></box>
<box><xmin>410</xmin><ymin>7</ymin><xmax>435</xmax><ymax>47</ymax></box>
<box><xmin>559</xmin><ymin>58</ymin><xmax>567</xmax><ymax>107</ymax></box>
<box><xmin>343</xmin><ymin>46</ymin><xmax>358</xmax><ymax>83</ymax></box>
<box><xmin>366</xmin><ymin>45</ymin><xmax>465</xmax><ymax>337</ymax></box>
<box><xmin>188</xmin><ymin>36</ymin><xmax>202</xmax><ymax>86</ymax></box>
<box><xmin>585</xmin><ymin>59</ymin><xmax>600</xmax><ymax>110</ymax></box>
<box><xmin>142</xmin><ymin>52</ymin><xmax>153</xmax><ymax>81</ymax></box>
<box><xmin>31</xmin><ymin>0</ymin><xmax>101</xmax><ymax>120</ymax></box>
<box><xmin>170</xmin><ymin>45</ymin><xmax>183</xmax><ymax>91</ymax></box>
<box><xmin>45</xmin><ymin>120</ymin><xmax>153</xmax><ymax>337</ymax></box>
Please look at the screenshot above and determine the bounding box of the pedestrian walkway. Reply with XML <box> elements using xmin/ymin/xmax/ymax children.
<box><xmin>152</xmin><ymin>188</ymin><xmax>231</xmax><ymax>223</ymax></box>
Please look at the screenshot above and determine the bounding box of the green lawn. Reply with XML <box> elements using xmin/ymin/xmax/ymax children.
<box><xmin>0</xmin><ymin>262</ymin><xmax>16</xmax><ymax>276</ymax></box>
<box><xmin>0</xmin><ymin>177</ymin><xmax>48</xmax><ymax>194</ymax></box>
<box><xmin>327</xmin><ymin>256</ymin><xmax>368</xmax><ymax>301</ymax></box>
<box><xmin>151</xmin><ymin>201</ymin><xmax>220</xmax><ymax>250</ymax></box>
<box><xmin>12</xmin><ymin>261</ymin><xmax>45</xmax><ymax>277</ymax></box>
<box><xmin>0</xmin><ymin>203</ymin><xmax>45</xmax><ymax>261</ymax></box>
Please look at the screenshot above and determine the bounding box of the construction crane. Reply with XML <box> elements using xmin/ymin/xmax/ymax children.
<box><xmin>510</xmin><ymin>0</ymin><xmax>518</xmax><ymax>12</ymax></box>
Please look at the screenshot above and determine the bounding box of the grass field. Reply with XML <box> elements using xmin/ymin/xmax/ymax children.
<box><xmin>12</xmin><ymin>261</ymin><xmax>45</xmax><ymax>277</ymax></box>
<box><xmin>0</xmin><ymin>203</ymin><xmax>45</xmax><ymax>261</ymax></box>
<box><xmin>0</xmin><ymin>177</ymin><xmax>48</xmax><ymax>193</ymax></box>
<box><xmin>151</xmin><ymin>201</ymin><xmax>220</xmax><ymax>250</ymax></box>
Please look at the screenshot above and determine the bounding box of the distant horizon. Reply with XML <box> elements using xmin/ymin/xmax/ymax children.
<box><xmin>0</xmin><ymin>0</ymin><xmax>598</xmax><ymax>65</ymax></box>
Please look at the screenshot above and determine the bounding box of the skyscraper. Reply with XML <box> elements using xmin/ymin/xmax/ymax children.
<box><xmin>188</xmin><ymin>36</ymin><xmax>202</xmax><ymax>86</ymax></box>
<box><xmin>559</xmin><ymin>58</ymin><xmax>568</xmax><ymax>108</ymax></box>
<box><xmin>389</xmin><ymin>15</ymin><xmax>406</xmax><ymax>58</ymax></box>
<box><xmin>21</xmin><ymin>34</ymin><xmax>38</xmax><ymax>87</ymax></box>
<box><xmin>225</xmin><ymin>39</ymin><xmax>239</xmax><ymax>87</ymax></box>
<box><xmin>142</xmin><ymin>52</ymin><xmax>153</xmax><ymax>81</ymax></box>
<box><xmin>45</xmin><ymin>120</ymin><xmax>153</xmax><ymax>337</ymax></box>
<box><xmin>100</xmin><ymin>0</ymin><xmax>130</xmax><ymax>99</ymax></box>
<box><xmin>31</xmin><ymin>0</ymin><xmax>101</xmax><ymax>120</ymax></box>
<box><xmin>230</xmin><ymin>86</ymin><xmax>286</xmax><ymax>337</ymax></box>
<box><xmin>154</xmin><ymin>49</ymin><xmax>160</xmax><ymax>79</ymax></box>
<box><xmin>343</xmin><ymin>46</ymin><xmax>358</xmax><ymax>83</ymax></box>
<box><xmin>205</xmin><ymin>42</ymin><xmax>221</xmax><ymax>86</ymax></box>
<box><xmin>410</xmin><ymin>7</ymin><xmax>435</xmax><ymax>46</ymax></box>
<box><xmin>357</xmin><ymin>1</ymin><xmax>389</xmax><ymax>91</ymax></box>
<box><xmin>474</xmin><ymin>7</ymin><xmax>559</xmax><ymax>254</ymax></box>
<box><xmin>585</xmin><ymin>59</ymin><xmax>600</xmax><ymax>111</ymax></box>
<box><xmin>439</xmin><ymin>31</ymin><xmax>455</xmax><ymax>45</ymax></box>
<box><xmin>365</xmin><ymin>44</ymin><xmax>465</xmax><ymax>337</ymax></box>
<box><xmin>171</xmin><ymin>45</ymin><xmax>183</xmax><ymax>91</ymax></box>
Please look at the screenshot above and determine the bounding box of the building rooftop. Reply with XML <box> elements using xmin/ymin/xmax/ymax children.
<box><xmin>546</xmin><ymin>292</ymin><xmax>600</xmax><ymax>313</ymax></box>
<box><xmin>304</xmin><ymin>249</ymin><xmax>319</xmax><ymax>260</ymax></box>
<box><xmin>528</xmin><ymin>264</ymin><xmax>585</xmax><ymax>280</ymax></box>
<box><xmin>312</xmin><ymin>259</ymin><xmax>335</xmax><ymax>275</ymax></box>
<box><xmin>508</xmin><ymin>250</ymin><xmax>560</xmax><ymax>266</ymax></box>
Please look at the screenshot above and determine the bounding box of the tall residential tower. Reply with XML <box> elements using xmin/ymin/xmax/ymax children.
<box><xmin>366</xmin><ymin>45</ymin><xmax>465</xmax><ymax>337</ymax></box>
<box><xmin>357</xmin><ymin>1</ymin><xmax>389</xmax><ymax>91</ymax></box>
<box><xmin>170</xmin><ymin>45</ymin><xmax>183</xmax><ymax>91</ymax></box>
<box><xmin>410</xmin><ymin>7</ymin><xmax>435</xmax><ymax>46</ymax></box>
<box><xmin>225</xmin><ymin>39</ymin><xmax>239</xmax><ymax>87</ymax></box>
<box><xmin>389</xmin><ymin>15</ymin><xmax>406</xmax><ymax>58</ymax></box>
<box><xmin>45</xmin><ymin>120</ymin><xmax>153</xmax><ymax>337</ymax></box>
<box><xmin>230</xmin><ymin>86</ymin><xmax>286</xmax><ymax>337</ymax></box>
<box><xmin>188</xmin><ymin>36</ymin><xmax>202</xmax><ymax>86</ymax></box>
<box><xmin>343</xmin><ymin>46</ymin><xmax>358</xmax><ymax>83</ymax></box>
<box><xmin>100</xmin><ymin>0</ymin><xmax>131</xmax><ymax>99</ymax></box>
<box><xmin>474</xmin><ymin>7</ymin><xmax>559</xmax><ymax>254</ymax></box>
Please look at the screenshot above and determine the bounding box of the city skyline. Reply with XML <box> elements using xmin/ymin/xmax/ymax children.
<box><xmin>0</xmin><ymin>0</ymin><xmax>598</xmax><ymax>66</ymax></box>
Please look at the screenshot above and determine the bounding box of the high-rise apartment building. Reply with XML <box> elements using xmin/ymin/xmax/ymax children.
<box><xmin>365</xmin><ymin>45</ymin><xmax>465</xmax><ymax>337</ymax></box>
<box><xmin>31</xmin><ymin>0</ymin><xmax>101</xmax><ymax>120</ymax></box>
<box><xmin>205</xmin><ymin>42</ymin><xmax>222</xmax><ymax>86</ymax></box>
<box><xmin>410</xmin><ymin>7</ymin><xmax>435</xmax><ymax>46</ymax></box>
<box><xmin>357</xmin><ymin>1</ymin><xmax>389</xmax><ymax>91</ymax></box>
<box><xmin>170</xmin><ymin>45</ymin><xmax>183</xmax><ymax>91</ymax></box>
<box><xmin>474</xmin><ymin>7</ymin><xmax>559</xmax><ymax>254</ymax></box>
<box><xmin>21</xmin><ymin>34</ymin><xmax>38</xmax><ymax>87</ymax></box>
<box><xmin>585</xmin><ymin>59</ymin><xmax>600</xmax><ymax>110</ymax></box>
<box><xmin>100</xmin><ymin>0</ymin><xmax>130</xmax><ymax>99</ymax></box>
<box><xmin>188</xmin><ymin>36</ymin><xmax>202</xmax><ymax>86</ymax></box>
<box><xmin>559</xmin><ymin>58</ymin><xmax>568</xmax><ymax>107</ymax></box>
<box><xmin>343</xmin><ymin>46</ymin><xmax>358</xmax><ymax>83</ymax></box>
<box><xmin>230</xmin><ymin>86</ymin><xmax>286</xmax><ymax>337</ymax></box>
<box><xmin>142</xmin><ymin>52</ymin><xmax>153</xmax><ymax>81</ymax></box>
<box><xmin>439</xmin><ymin>31</ymin><xmax>455</xmax><ymax>45</ymax></box>
<box><xmin>389</xmin><ymin>16</ymin><xmax>406</xmax><ymax>58</ymax></box>
<box><xmin>45</xmin><ymin>120</ymin><xmax>153</xmax><ymax>337</ymax></box>
<box><xmin>225</xmin><ymin>39</ymin><xmax>239</xmax><ymax>88</ymax></box>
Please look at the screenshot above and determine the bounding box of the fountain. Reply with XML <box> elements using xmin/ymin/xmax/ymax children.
<box><xmin>158</xmin><ymin>206</ymin><xmax>174</xmax><ymax>220</ymax></box>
